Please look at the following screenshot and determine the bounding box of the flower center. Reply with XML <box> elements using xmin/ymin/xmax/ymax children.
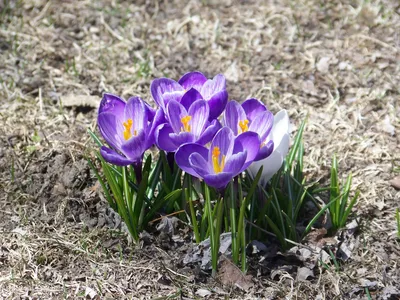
<box><xmin>238</xmin><ymin>119</ymin><xmax>249</xmax><ymax>133</ymax></box>
<box><xmin>123</xmin><ymin>119</ymin><xmax>137</xmax><ymax>140</ymax></box>
<box><xmin>212</xmin><ymin>146</ymin><xmax>226</xmax><ymax>174</ymax></box>
<box><xmin>181</xmin><ymin>115</ymin><xmax>192</xmax><ymax>132</ymax></box>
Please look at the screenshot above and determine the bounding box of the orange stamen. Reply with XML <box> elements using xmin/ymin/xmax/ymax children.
<box><xmin>212</xmin><ymin>146</ymin><xmax>226</xmax><ymax>174</ymax></box>
<box><xmin>123</xmin><ymin>119</ymin><xmax>133</xmax><ymax>140</ymax></box>
<box><xmin>238</xmin><ymin>119</ymin><xmax>249</xmax><ymax>133</ymax></box>
<box><xmin>181</xmin><ymin>115</ymin><xmax>192</xmax><ymax>132</ymax></box>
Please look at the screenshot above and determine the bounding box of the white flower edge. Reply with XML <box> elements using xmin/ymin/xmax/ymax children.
<box><xmin>248</xmin><ymin>109</ymin><xmax>290</xmax><ymax>186</ymax></box>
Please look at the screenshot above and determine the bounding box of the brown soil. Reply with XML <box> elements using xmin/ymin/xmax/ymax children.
<box><xmin>1</xmin><ymin>0</ymin><xmax>399</xmax><ymax>299</ymax></box>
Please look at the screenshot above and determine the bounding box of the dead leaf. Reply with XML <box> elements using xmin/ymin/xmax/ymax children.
<box><xmin>224</xmin><ymin>61</ymin><xmax>239</xmax><ymax>83</ymax></box>
<box><xmin>61</xmin><ymin>95</ymin><xmax>99</xmax><ymax>108</ymax></box>
<box><xmin>195</xmin><ymin>289</ymin><xmax>212</xmax><ymax>297</ymax></box>
<box><xmin>84</xmin><ymin>286</ymin><xmax>98</xmax><ymax>299</ymax></box>
<box><xmin>296</xmin><ymin>267</ymin><xmax>314</xmax><ymax>281</ymax></box>
<box><xmin>316</xmin><ymin>57</ymin><xmax>331</xmax><ymax>73</ymax></box>
<box><xmin>217</xmin><ymin>258</ymin><xmax>254</xmax><ymax>291</ymax></box>
<box><xmin>389</xmin><ymin>176</ymin><xmax>400</xmax><ymax>190</ymax></box>
<box><xmin>156</xmin><ymin>216</ymin><xmax>180</xmax><ymax>236</ymax></box>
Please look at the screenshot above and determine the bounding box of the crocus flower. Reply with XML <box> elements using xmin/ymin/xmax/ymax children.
<box><xmin>97</xmin><ymin>93</ymin><xmax>163</xmax><ymax>166</ymax></box>
<box><xmin>248</xmin><ymin>110</ymin><xmax>290</xmax><ymax>185</ymax></box>
<box><xmin>175</xmin><ymin>127</ymin><xmax>261</xmax><ymax>189</ymax></box>
<box><xmin>155</xmin><ymin>99</ymin><xmax>221</xmax><ymax>152</ymax></box>
<box><xmin>224</xmin><ymin>99</ymin><xmax>274</xmax><ymax>161</ymax></box>
<box><xmin>150</xmin><ymin>71</ymin><xmax>228</xmax><ymax>120</ymax></box>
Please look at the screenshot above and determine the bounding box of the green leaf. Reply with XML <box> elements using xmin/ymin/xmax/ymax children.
<box><xmin>86</xmin><ymin>155</ymin><xmax>116</xmax><ymax>210</ymax></box>
<box><xmin>340</xmin><ymin>190</ymin><xmax>359</xmax><ymax>228</ymax></box>
<box><xmin>87</xmin><ymin>128</ymin><xmax>104</xmax><ymax>147</ymax></box>
<box><xmin>338</xmin><ymin>173</ymin><xmax>352</xmax><ymax>226</ymax></box>
<box><xmin>134</xmin><ymin>170</ymin><xmax>149</xmax><ymax>230</ymax></box>
<box><xmin>303</xmin><ymin>193</ymin><xmax>342</xmax><ymax>238</ymax></box>
<box><xmin>142</xmin><ymin>189</ymin><xmax>182</xmax><ymax>225</ymax></box>
<box><xmin>264</xmin><ymin>214</ymin><xmax>286</xmax><ymax>249</ymax></box>
<box><xmin>286</xmin><ymin>117</ymin><xmax>306</xmax><ymax>172</ymax></box>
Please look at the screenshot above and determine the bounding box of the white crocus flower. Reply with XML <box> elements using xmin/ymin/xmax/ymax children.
<box><xmin>248</xmin><ymin>109</ymin><xmax>290</xmax><ymax>186</ymax></box>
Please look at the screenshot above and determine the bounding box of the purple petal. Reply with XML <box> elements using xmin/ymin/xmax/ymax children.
<box><xmin>203</xmin><ymin>172</ymin><xmax>233</xmax><ymax>189</ymax></box>
<box><xmin>169</xmin><ymin>132</ymin><xmax>195</xmax><ymax>148</ymax></box>
<box><xmin>248</xmin><ymin>110</ymin><xmax>274</xmax><ymax>141</ymax></box>
<box><xmin>124</xmin><ymin>96</ymin><xmax>148</xmax><ymax>132</ymax></box>
<box><xmin>224</xmin><ymin>100</ymin><xmax>247</xmax><ymax>135</ymax></box>
<box><xmin>121</xmin><ymin>129</ymin><xmax>146</xmax><ymax>162</ymax></box>
<box><xmin>200</xmin><ymin>74</ymin><xmax>226</xmax><ymax>100</ymax></box>
<box><xmin>178</xmin><ymin>71</ymin><xmax>207</xmax><ymax>91</ymax></box>
<box><xmin>233</xmin><ymin>131</ymin><xmax>261</xmax><ymax>171</ymax></box>
<box><xmin>209</xmin><ymin>127</ymin><xmax>235</xmax><ymax>163</ymax></box>
<box><xmin>197</xmin><ymin>119</ymin><xmax>222</xmax><ymax>145</ymax></box>
<box><xmin>98</xmin><ymin>93</ymin><xmax>126</xmax><ymax>117</ymax></box>
<box><xmin>100</xmin><ymin>146</ymin><xmax>134</xmax><ymax>166</ymax></box>
<box><xmin>180</xmin><ymin>88</ymin><xmax>203</xmax><ymax>111</ymax></box>
<box><xmin>155</xmin><ymin>124</ymin><xmax>177</xmax><ymax>152</ymax></box>
<box><xmin>189</xmin><ymin>152</ymin><xmax>212</xmax><ymax>178</ymax></box>
<box><xmin>207</xmin><ymin>89</ymin><xmax>228</xmax><ymax>120</ymax></box>
<box><xmin>146</xmin><ymin>108</ymin><xmax>165</xmax><ymax>149</ymax></box>
<box><xmin>150</xmin><ymin>78</ymin><xmax>184</xmax><ymax>110</ymax></box>
<box><xmin>98</xmin><ymin>112</ymin><xmax>124</xmax><ymax>150</ymax></box>
<box><xmin>166</xmin><ymin>100</ymin><xmax>187</xmax><ymax>133</ymax></box>
<box><xmin>241</xmin><ymin>98</ymin><xmax>267</xmax><ymax>122</ymax></box>
<box><xmin>255</xmin><ymin>140</ymin><xmax>274</xmax><ymax>161</ymax></box>
<box><xmin>189</xmin><ymin>100</ymin><xmax>209</xmax><ymax>138</ymax></box>
<box><xmin>224</xmin><ymin>151</ymin><xmax>247</xmax><ymax>175</ymax></box>
<box><xmin>175</xmin><ymin>143</ymin><xmax>209</xmax><ymax>178</ymax></box>
<box><xmin>141</xmin><ymin>98</ymin><xmax>156</xmax><ymax>121</ymax></box>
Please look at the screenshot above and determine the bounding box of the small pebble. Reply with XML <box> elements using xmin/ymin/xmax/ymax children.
<box><xmin>389</xmin><ymin>176</ymin><xmax>400</xmax><ymax>190</ymax></box>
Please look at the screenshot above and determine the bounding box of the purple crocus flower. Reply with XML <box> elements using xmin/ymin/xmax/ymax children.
<box><xmin>175</xmin><ymin>127</ymin><xmax>261</xmax><ymax>189</ymax></box>
<box><xmin>155</xmin><ymin>99</ymin><xmax>221</xmax><ymax>152</ymax></box>
<box><xmin>97</xmin><ymin>93</ymin><xmax>163</xmax><ymax>166</ymax></box>
<box><xmin>150</xmin><ymin>71</ymin><xmax>228</xmax><ymax>120</ymax></box>
<box><xmin>224</xmin><ymin>99</ymin><xmax>274</xmax><ymax>161</ymax></box>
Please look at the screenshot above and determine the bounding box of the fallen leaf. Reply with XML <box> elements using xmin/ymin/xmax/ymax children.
<box><xmin>224</xmin><ymin>61</ymin><xmax>239</xmax><ymax>83</ymax></box>
<box><xmin>195</xmin><ymin>289</ymin><xmax>212</xmax><ymax>297</ymax></box>
<box><xmin>389</xmin><ymin>176</ymin><xmax>400</xmax><ymax>190</ymax></box>
<box><xmin>84</xmin><ymin>287</ymin><xmax>97</xmax><ymax>299</ymax></box>
<box><xmin>296</xmin><ymin>267</ymin><xmax>314</xmax><ymax>281</ymax></box>
<box><xmin>316</xmin><ymin>57</ymin><xmax>331</xmax><ymax>73</ymax></box>
<box><xmin>61</xmin><ymin>95</ymin><xmax>99</xmax><ymax>108</ymax></box>
<box><xmin>381</xmin><ymin>115</ymin><xmax>395</xmax><ymax>136</ymax></box>
<box><xmin>218</xmin><ymin>257</ymin><xmax>254</xmax><ymax>291</ymax></box>
<box><xmin>381</xmin><ymin>286</ymin><xmax>400</xmax><ymax>300</ymax></box>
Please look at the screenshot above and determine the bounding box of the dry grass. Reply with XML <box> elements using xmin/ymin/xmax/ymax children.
<box><xmin>1</xmin><ymin>0</ymin><xmax>399</xmax><ymax>298</ymax></box>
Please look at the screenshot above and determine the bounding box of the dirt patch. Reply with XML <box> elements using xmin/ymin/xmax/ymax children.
<box><xmin>1</xmin><ymin>0</ymin><xmax>400</xmax><ymax>298</ymax></box>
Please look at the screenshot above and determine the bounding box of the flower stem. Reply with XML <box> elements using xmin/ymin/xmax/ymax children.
<box><xmin>204</xmin><ymin>183</ymin><xmax>217</xmax><ymax>276</ymax></box>
<box><xmin>237</xmin><ymin>176</ymin><xmax>247</xmax><ymax>272</ymax></box>
<box><xmin>215</xmin><ymin>195</ymin><xmax>224</xmax><ymax>266</ymax></box>
<box><xmin>133</xmin><ymin>162</ymin><xmax>142</xmax><ymax>185</ymax></box>
<box><xmin>167</xmin><ymin>151</ymin><xmax>175</xmax><ymax>173</ymax></box>
<box><xmin>230</xmin><ymin>179</ymin><xmax>238</xmax><ymax>264</ymax></box>
<box><xmin>186</xmin><ymin>175</ymin><xmax>200</xmax><ymax>243</ymax></box>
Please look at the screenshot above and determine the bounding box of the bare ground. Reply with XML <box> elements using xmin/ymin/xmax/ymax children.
<box><xmin>0</xmin><ymin>0</ymin><xmax>399</xmax><ymax>299</ymax></box>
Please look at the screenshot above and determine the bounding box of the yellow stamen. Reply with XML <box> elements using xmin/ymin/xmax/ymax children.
<box><xmin>123</xmin><ymin>119</ymin><xmax>133</xmax><ymax>140</ymax></box>
<box><xmin>238</xmin><ymin>119</ymin><xmax>249</xmax><ymax>133</ymax></box>
<box><xmin>212</xmin><ymin>146</ymin><xmax>226</xmax><ymax>174</ymax></box>
<box><xmin>181</xmin><ymin>115</ymin><xmax>192</xmax><ymax>132</ymax></box>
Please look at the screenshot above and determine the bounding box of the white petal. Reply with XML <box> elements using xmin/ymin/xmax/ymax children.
<box><xmin>271</xmin><ymin>109</ymin><xmax>289</xmax><ymax>146</ymax></box>
<box><xmin>248</xmin><ymin>109</ymin><xmax>290</xmax><ymax>186</ymax></box>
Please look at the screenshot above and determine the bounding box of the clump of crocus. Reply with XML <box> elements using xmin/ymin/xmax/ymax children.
<box><xmin>97</xmin><ymin>93</ymin><xmax>163</xmax><ymax>168</ymax></box>
<box><xmin>175</xmin><ymin>127</ymin><xmax>261</xmax><ymax>189</ymax></box>
<box><xmin>155</xmin><ymin>99</ymin><xmax>221</xmax><ymax>152</ymax></box>
<box><xmin>224</xmin><ymin>99</ymin><xmax>274</xmax><ymax>161</ymax></box>
<box><xmin>248</xmin><ymin>110</ymin><xmax>290</xmax><ymax>185</ymax></box>
<box><xmin>150</xmin><ymin>71</ymin><xmax>228</xmax><ymax>120</ymax></box>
